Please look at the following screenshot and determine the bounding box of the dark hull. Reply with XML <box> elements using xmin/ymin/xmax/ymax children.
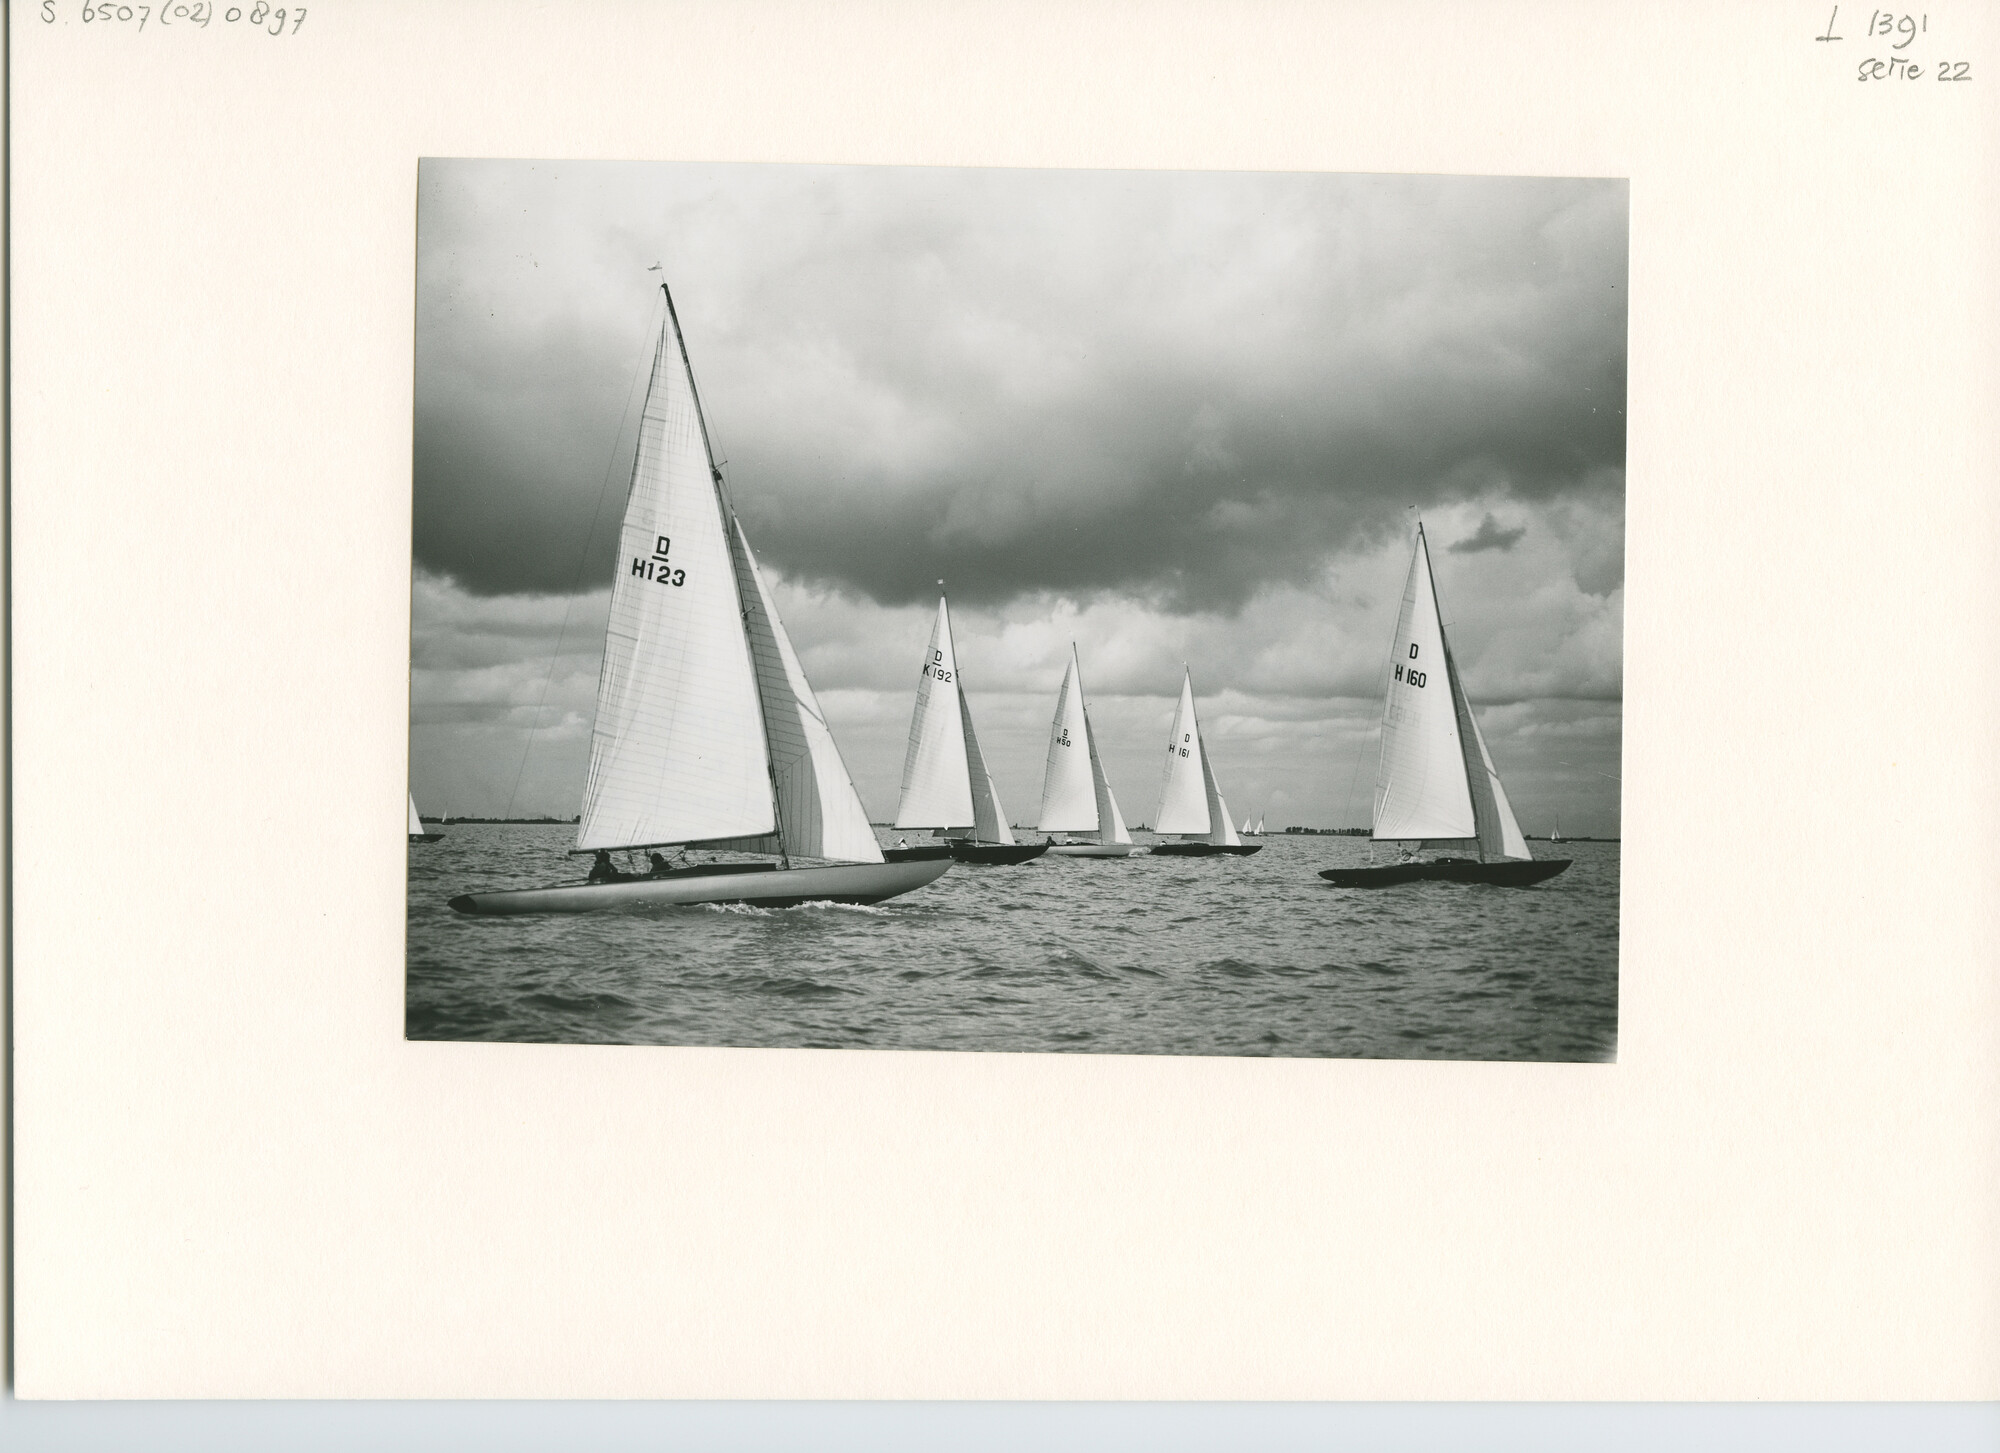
<box><xmin>1318</xmin><ymin>857</ymin><xmax>1572</xmax><ymax>888</ymax></box>
<box><xmin>946</xmin><ymin>841</ymin><xmax>1050</xmax><ymax>865</ymax></box>
<box><xmin>409</xmin><ymin>833</ymin><xmax>445</xmax><ymax>844</ymax></box>
<box><xmin>447</xmin><ymin>857</ymin><xmax>951</xmax><ymax>914</ymax></box>
<box><xmin>883</xmin><ymin>844</ymin><xmax>956</xmax><ymax>863</ymax></box>
<box><xmin>1148</xmin><ymin>841</ymin><xmax>1263</xmax><ymax>857</ymax></box>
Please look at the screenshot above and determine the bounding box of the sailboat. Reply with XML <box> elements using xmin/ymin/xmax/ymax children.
<box><xmin>1148</xmin><ymin>670</ymin><xmax>1262</xmax><ymax>857</ymax></box>
<box><xmin>1035</xmin><ymin>646</ymin><xmax>1147</xmax><ymax>857</ymax></box>
<box><xmin>448</xmin><ymin>274</ymin><xmax>953</xmax><ymax>914</ymax></box>
<box><xmin>1318</xmin><ymin>523</ymin><xmax>1570</xmax><ymax>888</ymax></box>
<box><xmin>409</xmin><ymin>792</ymin><xmax>443</xmax><ymax>844</ymax></box>
<box><xmin>889</xmin><ymin>593</ymin><xmax>1047</xmax><ymax>866</ymax></box>
<box><xmin>1239</xmin><ymin>812</ymin><xmax>1264</xmax><ymax>836</ymax></box>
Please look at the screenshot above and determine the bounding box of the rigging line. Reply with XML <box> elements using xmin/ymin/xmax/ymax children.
<box><xmin>503</xmin><ymin>290</ymin><xmax>663</xmax><ymax>821</ymax></box>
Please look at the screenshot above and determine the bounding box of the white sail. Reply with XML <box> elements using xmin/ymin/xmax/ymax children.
<box><xmin>711</xmin><ymin>521</ymin><xmax>883</xmax><ymax>863</ymax></box>
<box><xmin>408</xmin><ymin>793</ymin><xmax>426</xmax><ymax>837</ymax></box>
<box><xmin>1096</xmin><ymin>784</ymin><xmax>1128</xmax><ymax>840</ymax></box>
<box><xmin>960</xmin><ymin>695</ymin><xmax>1016</xmax><ymax>845</ymax></box>
<box><xmin>1091</xmin><ymin>747</ymin><xmax>1133</xmax><ymax>845</ymax></box>
<box><xmin>578</xmin><ymin>315</ymin><xmax>773</xmax><ymax>852</ymax></box>
<box><xmin>1037</xmin><ymin>651</ymin><xmax>1099</xmax><ymax>832</ymax></box>
<box><xmin>1199</xmin><ymin>744</ymin><xmax>1243</xmax><ymax>847</ymax></box>
<box><xmin>1153</xmin><ymin>670</ymin><xmax>1212</xmax><ymax>836</ymax></box>
<box><xmin>1372</xmin><ymin>524</ymin><xmax>1477</xmax><ymax>844</ymax></box>
<box><xmin>895</xmin><ymin>597</ymin><xmax>975</xmax><ymax>831</ymax></box>
<box><xmin>1453</xmin><ymin>651</ymin><xmax>1533</xmax><ymax>862</ymax></box>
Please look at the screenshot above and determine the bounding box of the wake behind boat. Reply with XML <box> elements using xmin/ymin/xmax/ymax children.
<box><xmin>1319</xmin><ymin>523</ymin><xmax>1570</xmax><ymax>889</ymax></box>
<box><xmin>889</xmin><ymin>592</ymin><xmax>1047</xmax><ymax>868</ymax></box>
<box><xmin>1147</xmin><ymin>668</ymin><xmax>1261</xmax><ymax>858</ymax></box>
<box><xmin>1036</xmin><ymin>646</ymin><xmax>1147</xmax><ymax>857</ymax></box>
<box><xmin>448</xmin><ymin>273</ymin><xmax>950</xmax><ymax>914</ymax></box>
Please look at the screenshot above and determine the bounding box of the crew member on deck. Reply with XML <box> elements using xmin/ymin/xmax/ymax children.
<box><xmin>647</xmin><ymin>852</ymin><xmax>673</xmax><ymax>876</ymax></box>
<box><xmin>588</xmin><ymin>850</ymin><xmax>622</xmax><ymax>884</ymax></box>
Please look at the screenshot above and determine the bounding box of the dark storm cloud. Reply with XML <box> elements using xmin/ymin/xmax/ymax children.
<box><xmin>413</xmin><ymin>164</ymin><xmax>1625</xmax><ymax>609</ymax></box>
<box><xmin>1450</xmin><ymin>514</ymin><xmax>1528</xmax><ymax>553</ymax></box>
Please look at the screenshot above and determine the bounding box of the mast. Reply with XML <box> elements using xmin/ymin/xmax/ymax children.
<box><xmin>657</xmin><ymin>271</ymin><xmax>792</xmax><ymax>867</ymax></box>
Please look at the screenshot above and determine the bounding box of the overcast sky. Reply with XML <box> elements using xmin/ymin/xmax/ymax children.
<box><xmin>410</xmin><ymin>160</ymin><xmax>1625</xmax><ymax>835</ymax></box>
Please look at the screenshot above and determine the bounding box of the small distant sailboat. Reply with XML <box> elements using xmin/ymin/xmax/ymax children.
<box><xmin>1319</xmin><ymin>523</ymin><xmax>1570</xmax><ymax>888</ymax></box>
<box><xmin>1148</xmin><ymin>669</ymin><xmax>1261</xmax><ymax>857</ymax></box>
<box><xmin>889</xmin><ymin>593</ymin><xmax>1047</xmax><ymax>866</ymax></box>
<box><xmin>449</xmin><ymin>273</ymin><xmax>952</xmax><ymax>913</ymax></box>
<box><xmin>1036</xmin><ymin>646</ymin><xmax>1147</xmax><ymax>857</ymax></box>
<box><xmin>1239</xmin><ymin>812</ymin><xmax>1265</xmax><ymax>836</ymax></box>
<box><xmin>409</xmin><ymin>792</ymin><xmax>444</xmax><ymax>844</ymax></box>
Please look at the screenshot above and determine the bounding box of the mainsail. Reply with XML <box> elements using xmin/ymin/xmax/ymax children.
<box><xmin>1371</xmin><ymin>523</ymin><xmax>1531</xmax><ymax>863</ymax></box>
<box><xmin>408</xmin><ymin>793</ymin><xmax>426</xmax><ymax>837</ymax></box>
<box><xmin>576</xmin><ymin>291</ymin><xmax>879</xmax><ymax>862</ymax></box>
<box><xmin>1372</xmin><ymin>523</ymin><xmax>1477</xmax><ymax>844</ymax></box>
<box><xmin>1037</xmin><ymin>646</ymin><xmax>1130</xmax><ymax>843</ymax></box>
<box><xmin>894</xmin><ymin>597</ymin><xmax>976</xmax><ymax>832</ymax></box>
<box><xmin>1037</xmin><ymin>651</ymin><xmax>1098</xmax><ymax>831</ymax></box>
<box><xmin>1154</xmin><ymin>671</ymin><xmax>1211</xmax><ymax>836</ymax></box>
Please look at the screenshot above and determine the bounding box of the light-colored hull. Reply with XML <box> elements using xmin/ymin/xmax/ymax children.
<box><xmin>447</xmin><ymin>858</ymin><xmax>951</xmax><ymax>915</ymax></box>
<box><xmin>1044</xmin><ymin>841</ymin><xmax>1149</xmax><ymax>858</ymax></box>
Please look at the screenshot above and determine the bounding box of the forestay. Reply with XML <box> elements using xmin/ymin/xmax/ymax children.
<box><xmin>578</xmin><ymin>318</ymin><xmax>774</xmax><ymax>852</ymax></box>
<box><xmin>1371</xmin><ymin>524</ymin><xmax>1477</xmax><ymax>844</ymax></box>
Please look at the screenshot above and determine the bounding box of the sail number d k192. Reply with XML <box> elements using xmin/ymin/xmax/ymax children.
<box><xmin>632</xmin><ymin>534</ymin><xmax>686</xmax><ymax>587</ymax></box>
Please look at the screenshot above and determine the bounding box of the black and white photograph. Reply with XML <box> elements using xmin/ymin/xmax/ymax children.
<box><xmin>407</xmin><ymin>160</ymin><xmax>1625</xmax><ymax>1060</ymax></box>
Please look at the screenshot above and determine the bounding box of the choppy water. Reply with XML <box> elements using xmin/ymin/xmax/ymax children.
<box><xmin>407</xmin><ymin>826</ymin><xmax>1617</xmax><ymax>1061</ymax></box>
